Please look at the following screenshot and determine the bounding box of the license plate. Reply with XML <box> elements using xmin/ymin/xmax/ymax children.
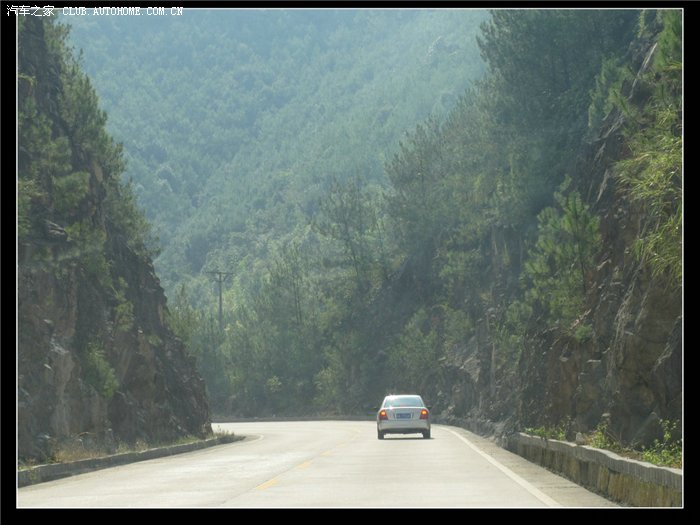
<box><xmin>396</xmin><ymin>413</ymin><xmax>412</xmax><ymax>419</ymax></box>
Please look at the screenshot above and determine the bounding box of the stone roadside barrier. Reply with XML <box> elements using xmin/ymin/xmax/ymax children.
<box><xmin>18</xmin><ymin>434</ymin><xmax>243</xmax><ymax>488</ymax></box>
<box><xmin>507</xmin><ymin>432</ymin><xmax>683</xmax><ymax>507</ymax></box>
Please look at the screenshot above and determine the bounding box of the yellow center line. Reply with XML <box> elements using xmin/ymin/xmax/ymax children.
<box><xmin>255</xmin><ymin>478</ymin><xmax>279</xmax><ymax>491</ymax></box>
<box><xmin>252</xmin><ymin>441</ymin><xmax>352</xmax><ymax>491</ymax></box>
<box><xmin>254</xmin><ymin>457</ymin><xmax>316</xmax><ymax>490</ymax></box>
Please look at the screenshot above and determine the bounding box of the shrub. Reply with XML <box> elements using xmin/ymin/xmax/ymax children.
<box><xmin>83</xmin><ymin>341</ymin><xmax>119</xmax><ymax>400</ymax></box>
<box><xmin>641</xmin><ymin>419</ymin><xmax>682</xmax><ymax>468</ymax></box>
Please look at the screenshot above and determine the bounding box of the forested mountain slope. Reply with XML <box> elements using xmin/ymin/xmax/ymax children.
<box><xmin>17</xmin><ymin>16</ymin><xmax>211</xmax><ymax>463</ymax></box>
<box><xmin>66</xmin><ymin>9</ymin><xmax>488</xmax><ymax>301</ymax></box>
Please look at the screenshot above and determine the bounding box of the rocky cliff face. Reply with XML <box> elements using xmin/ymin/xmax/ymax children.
<box><xmin>17</xmin><ymin>17</ymin><xmax>211</xmax><ymax>463</ymax></box>
<box><xmin>558</xmin><ymin>31</ymin><xmax>680</xmax><ymax>446</ymax></box>
<box><xmin>436</xmin><ymin>26</ymin><xmax>681</xmax><ymax>448</ymax></box>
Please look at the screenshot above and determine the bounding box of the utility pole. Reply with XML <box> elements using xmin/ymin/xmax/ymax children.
<box><xmin>206</xmin><ymin>270</ymin><xmax>233</xmax><ymax>331</ymax></box>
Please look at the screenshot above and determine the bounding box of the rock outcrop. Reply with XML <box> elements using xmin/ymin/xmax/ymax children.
<box><xmin>17</xmin><ymin>16</ymin><xmax>211</xmax><ymax>463</ymax></box>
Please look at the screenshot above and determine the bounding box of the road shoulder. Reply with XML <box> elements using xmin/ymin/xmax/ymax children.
<box><xmin>441</xmin><ymin>425</ymin><xmax>619</xmax><ymax>507</ymax></box>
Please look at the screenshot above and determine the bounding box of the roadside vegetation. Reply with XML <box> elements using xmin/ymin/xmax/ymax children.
<box><xmin>16</xmin><ymin>431</ymin><xmax>229</xmax><ymax>470</ymax></box>
<box><xmin>524</xmin><ymin>418</ymin><xmax>682</xmax><ymax>469</ymax></box>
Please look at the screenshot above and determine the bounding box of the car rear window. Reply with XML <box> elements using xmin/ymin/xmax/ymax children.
<box><xmin>383</xmin><ymin>396</ymin><xmax>423</xmax><ymax>408</ymax></box>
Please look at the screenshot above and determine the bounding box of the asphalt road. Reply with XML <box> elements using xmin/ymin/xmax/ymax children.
<box><xmin>16</xmin><ymin>421</ymin><xmax>618</xmax><ymax>508</ymax></box>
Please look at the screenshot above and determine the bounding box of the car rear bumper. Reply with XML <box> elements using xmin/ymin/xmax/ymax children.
<box><xmin>378</xmin><ymin>419</ymin><xmax>430</xmax><ymax>433</ymax></box>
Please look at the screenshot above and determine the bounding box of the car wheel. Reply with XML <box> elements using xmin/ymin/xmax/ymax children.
<box><xmin>377</xmin><ymin>430</ymin><xmax>384</xmax><ymax>440</ymax></box>
<box><xmin>422</xmin><ymin>430</ymin><xmax>430</xmax><ymax>439</ymax></box>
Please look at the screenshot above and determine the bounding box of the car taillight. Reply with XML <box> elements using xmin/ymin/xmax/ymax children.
<box><xmin>379</xmin><ymin>410</ymin><xmax>388</xmax><ymax>421</ymax></box>
<box><xmin>420</xmin><ymin>409</ymin><xmax>429</xmax><ymax>420</ymax></box>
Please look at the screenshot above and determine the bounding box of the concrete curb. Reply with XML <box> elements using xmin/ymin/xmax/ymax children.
<box><xmin>17</xmin><ymin>434</ymin><xmax>243</xmax><ymax>488</ymax></box>
<box><xmin>507</xmin><ymin>432</ymin><xmax>683</xmax><ymax>507</ymax></box>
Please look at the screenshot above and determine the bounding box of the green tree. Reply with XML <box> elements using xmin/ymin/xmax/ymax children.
<box><xmin>523</xmin><ymin>182</ymin><xmax>601</xmax><ymax>327</ymax></box>
<box><xmin>168</xmin><ymin>285</ymin><xmax>231</xmax><ymax>410</ymax></box>
<box><xmin>388</xmin><ymin>309</ymin><xmax>440</xmax><ymax>393</ymax></box>
<box><xmin>477</xmin><ymin>10</ymin><xmax>638</xmax><ymax>217</ymax></box>
<box><xmin>314</xmin><ymin>176</ymin><xmax>390</xmax><ymax>295</ymax></box>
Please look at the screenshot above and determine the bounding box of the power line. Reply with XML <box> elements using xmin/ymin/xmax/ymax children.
<box><xmin>206</xmin><ymin>270</ymin><xmax>233</xmax><ymax>331</ymax></box>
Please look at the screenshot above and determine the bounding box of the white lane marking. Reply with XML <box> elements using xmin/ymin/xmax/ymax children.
<box><xmin>442</xmin><ymin>427</ymin><xmax>562</xmax><ymax>507</ymax></box>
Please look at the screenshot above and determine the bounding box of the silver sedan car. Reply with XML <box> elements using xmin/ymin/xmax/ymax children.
<box><xmin>376</xmin><ymin>394</ymin><xmax>431</xmax><ymax>439</ymax></box>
